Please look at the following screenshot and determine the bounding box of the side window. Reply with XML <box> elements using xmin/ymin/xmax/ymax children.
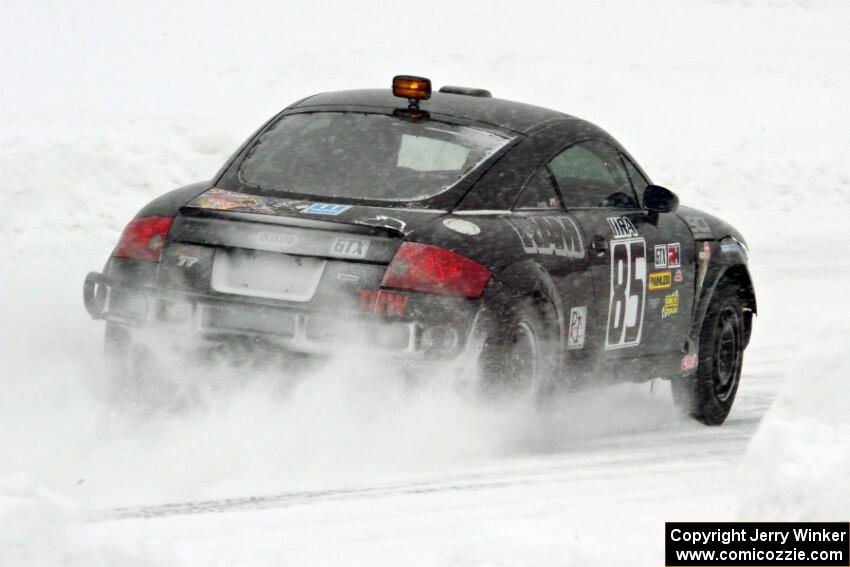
<box><xmin>547</xmin><ymin>141</ymin><xmax>638</xmax><ymax>208</ymax></box>
<box><xmin>621</xmin><ymin>155</ymin><xmax>649</xmax><ymax>206</ymax></box>
<box><xmin>515</xmin><ymin>168</ymin><xmax>562</xmax><ymax>210</ymax></box>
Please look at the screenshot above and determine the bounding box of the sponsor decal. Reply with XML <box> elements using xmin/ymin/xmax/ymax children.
<box><xmin>661</xmin><ymin>290</ymin><xmax>680</xmax><ymax>319</ymax></box>
<box><xmin>505</xmin><ymin>216</ymin><xmax>584</xmax><ymax>259</ymax></box>
<box><xmin>567</xmin><ymin>306</ymin><xmax>587</xmax><ymax>350</ymax></box>
<box><xmin>331</xmin><ymin>237</ymin><xmax>370</xmax><ymax>259</ymax></box>
<box><xmin>188</xmin><ymin>188</ymin><xmax>310</xmax><ymax>216</ymax></box>
<box><xmin>442</xmin><ymin>218</ymin><xmax>481</xmax><ymax>235</ymax></box>
<box><xmin>648</xmin><ymin>270</ymin><xmax>672</xmax><ymax>291</ymax></box>
<box><xmin>606</xmin><ymin>216</ymin><xmax>639</xmax><ymax>239</ymax></box>
<box><xmin>654</xmin><ymin>244</ymin><xmax>667</xmax><ymax>269</ymax></box>
<box><xmin>605</xmin><ymin>238</ymin><xmax>646</xmax><ymax>350</ymax></box>
<box><xmin>648</xmin><ymin>296</ymin><xmax>662</xmax><ymax>309</ymax></box>
<box><xmin>680</xmin><ymin>353</ymin><xmax>698</xmax><ymax>372</ymax></box>
<box><xmin>674</xmin><ymin>269</ymin><xmax>684</xmax><ymax>283</ymax></box>
<box><xmin>667</xmin><ymin>242</ymin><xmax>681</xmax><ymax>268</ymax></box>
<box><xmin>697</xmin><ymin>241</ymin><xmax>712</xmax><ymax>291</ymax></box>
<box><xmin>256</xmin><ymin>231</ymin><xmax>297</xmax><ymax>247</ymax></box>
<box><xmin>685</xmin><ymin>215</ymin><xmax>712</xmax><ymax>237</ymax></box>
<box><xmin>721</xmin><ymin>242</ymin><xmax>739</xmax><ymax>253</ymax></box>
<box><xmin>358</xmin><ymin>289</ymin><xmax>408</xmax><ymax>316</ymax></box>
<box><xmin>654</xmin><ymin>242</ymin><xmax>681</xmax><ymax>269</ymax></box>
<box><xmin>337</xmin><ymin>273</ymin><xmax>361</xmax><ymax>282</ymax></box>
<box><xmin>191</xmin><ymin>188</ymin><xmax>265</xmax><ymax>211</ymax></box>
<box><xmin>302</xmin><ymin>203</ymin><xmax>352</xmax><ymax>216</ymax></box>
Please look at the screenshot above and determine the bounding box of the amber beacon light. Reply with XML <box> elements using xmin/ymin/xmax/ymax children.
<box><xmin>392</xmin><ymin>75</ymin><xmax>432</xmax><ymax>109</ymax></box>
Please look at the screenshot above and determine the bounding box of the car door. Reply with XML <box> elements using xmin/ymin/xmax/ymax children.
<box><xmin>618</xmin><ymin>153</ymin><xmax>696</xmax><ymax>359</ymax></box>
<box><xmin>544</xmin><ymin>140</ymin><xmax>694</xmax><ymax>368</ymax></box>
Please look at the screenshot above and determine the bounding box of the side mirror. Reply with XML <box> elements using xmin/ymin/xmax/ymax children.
<box><xmin>644</xmin><ymin>185</ymin><xmax>679</xmax><ymax>213</ymax></box>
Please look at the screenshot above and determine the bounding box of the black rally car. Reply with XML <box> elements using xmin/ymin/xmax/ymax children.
<box><xmin>84</xmin><ymin>76</ymin><xmax>756</xmax><ymax>424</ymax></box>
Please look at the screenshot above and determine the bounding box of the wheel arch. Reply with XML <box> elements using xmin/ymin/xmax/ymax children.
<box><xmin>692</xmin><ymin>261</ymin><xmax>757</xmax><ymax>350</ymax></box>
<box><xmin>482</xmin><ymin>259</ymin><xmax>567</xmax><ymax>353</ymax></box>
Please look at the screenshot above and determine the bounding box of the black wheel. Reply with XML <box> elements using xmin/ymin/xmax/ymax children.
<box><xmin>479</xmin><ymin>298</ymin><xmax>559</xmax><ymax>399</ymax></box>
<box><xmin>672</xmin><ymin>280</ymin><xmax>745</xmax><ymax>425</ymax></box>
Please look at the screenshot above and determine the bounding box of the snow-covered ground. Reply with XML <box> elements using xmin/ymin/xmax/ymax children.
<box><xmin>1</xmin><ymin>0</ymin><xmax>849</xmax><ymax>564</ymax></box>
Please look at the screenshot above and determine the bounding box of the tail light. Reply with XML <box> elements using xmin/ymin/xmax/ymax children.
<box><xmin>381</xmin><ymin>242</ymin><xmax>491</xmax><ymax>298</ymax></box>
<box><xmin>112</xmin><ymin>216</ymin><xmax>173</xmax><ymax>262</ymax></box>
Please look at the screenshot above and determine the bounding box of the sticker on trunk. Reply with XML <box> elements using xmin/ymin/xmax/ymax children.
<box><xmin>302</xmin><ymin>203</ymin><xmax>352</xmax><ymax>216</ymax></box>
<box><xmin>331</xmin><ymin>237</ymin><xmax>370</xmax><ymax>259</ymax></box>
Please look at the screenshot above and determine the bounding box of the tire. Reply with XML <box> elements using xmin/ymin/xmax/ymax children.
<box><xmin>672</xmin><ymin>279</ymin><xmax>745</xmax><ymax>425</ymax></box>
<box><xmin>104</xmin><ymin>322</ymin><xmax>162</xmax><ymax>405</ymax></box>
<box><xmin>479</xmin><ymin>297</ymin><xmax>559</xmax><ymax>400</ymax></box>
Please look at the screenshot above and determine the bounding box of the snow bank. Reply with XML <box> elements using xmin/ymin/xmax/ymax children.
<box><xmin>738</xmin><ymin>313</ymin><xmax>850</xmax><ymax>520</ymax></box>
<box><xmin>0</xmin><ymin>474</ymin><xmax>103</xmax><ymax>566</ymax></box>
<box><xmin>0</xmin><ymin>474</ymin><xmax>167</xmax><ymax>566</ymax></box>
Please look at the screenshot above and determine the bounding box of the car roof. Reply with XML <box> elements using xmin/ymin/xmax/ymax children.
<box><xmin>290</xmin><ymin>89</ymin><xmax>571</xmax><ymax>134</ymax></box>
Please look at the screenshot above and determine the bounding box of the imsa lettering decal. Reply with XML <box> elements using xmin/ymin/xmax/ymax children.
<box><xmin>505</xmin><ymin>216</ymin><xmax>584</xmax><ymax>259</ymax></box>
<box><xmin>607</xmin><ymin>216</ymin><xmax>639</xmax><ymax>239</ymax></box>
<box><xmin>648</xmin><ymin>271</ymin><xmax>673</xmax><ymax>291</ymax></box>
<box><xmin>605</xmin><ymin>238</ymin><xmax>646</xmax><ymax>350</ymax></box>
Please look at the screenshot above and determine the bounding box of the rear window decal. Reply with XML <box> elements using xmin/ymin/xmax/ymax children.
<box><xmin>302</xmin><ymin>203</ymin><xmax>352</xmax><ymax>216</ymax></box>
<box><xmin>187</xmin><ymin>188</ymin><xmax>310</xmax><ymax>216</ymax></box>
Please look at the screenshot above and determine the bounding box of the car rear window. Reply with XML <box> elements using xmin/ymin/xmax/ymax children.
<box><xmin>238</xmin><ymin>112</ymin><xmax>511</xmax><ymax>202</ymax></box>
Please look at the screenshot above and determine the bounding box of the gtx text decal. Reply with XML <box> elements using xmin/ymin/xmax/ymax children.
<box><xmin>332</xmin><ymin>237</ymin><xmax>370</xmax><ymax>259</ymax></box>
<box><xmin>654</xmin><ymin>242</ymin><xmax>681</xmax><ymax>269</ymax></box>
<box><xmin>505</xmin><ymin>216</ymin><xmax>584</xmax><ymax>259</ymax></box>
<box><xmin>605</xmin><ymin>238</ymin><xmax>646</xmax><ymax>350</ymax></box>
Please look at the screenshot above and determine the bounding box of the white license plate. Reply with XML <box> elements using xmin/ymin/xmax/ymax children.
<box><xmin>211</xmin><ymin>249</ymin><xmax>326</xmax><ymax>302</ymax></box>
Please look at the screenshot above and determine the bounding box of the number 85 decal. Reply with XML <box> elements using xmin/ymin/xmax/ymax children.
<box><xmin>605</xmin><ymin>238</ymin><xmax>646</xmax><ymax>349</ymax></box>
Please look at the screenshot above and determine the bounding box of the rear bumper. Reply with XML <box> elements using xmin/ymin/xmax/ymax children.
<box><xmin>83</xmin><ymin>271</ymin><xmax>476</xmax><ymax>359</ymax></box>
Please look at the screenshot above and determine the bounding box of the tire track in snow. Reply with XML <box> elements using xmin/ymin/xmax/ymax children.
<box><xmin>90</xmin><ymin>384</ymin><xmax>773</xmax><ymax>522</ymax></box>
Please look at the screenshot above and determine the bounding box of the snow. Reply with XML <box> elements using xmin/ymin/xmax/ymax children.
<box><xmin>1</xmin><ymin>0</ymin><xmax>850</xmax><ymax>564</ymax></box>
<box><xmin>738</xmin><ymin>313</ymin><xmax>850</xmax><ymax>521</ymax></box>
